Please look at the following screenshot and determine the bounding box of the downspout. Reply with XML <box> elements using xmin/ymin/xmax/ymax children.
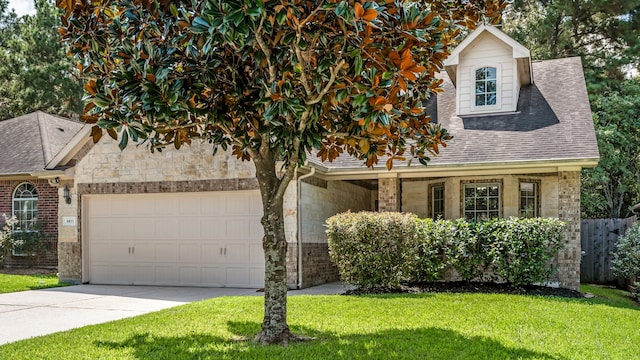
<box><xmin>296</xmin><ymin>164</ymin><xmax>315</xmax><ymax>289</ymax></box>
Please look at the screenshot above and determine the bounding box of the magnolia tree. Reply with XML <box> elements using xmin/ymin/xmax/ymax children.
<box><xmin>57</xmin><ymin>0</ymin><xmax>505</xmax><ymax>344</ymax></box>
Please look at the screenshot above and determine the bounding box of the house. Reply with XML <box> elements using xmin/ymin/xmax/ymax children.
<box><xmin>49</xmin><ymin>25</ymin><xmax>597</xmax><ymax>290</ymax></box>
<box><xmin>0</xmin><ymin>111</ymin><xmax>88</xmax><ymax>268</ymax></box>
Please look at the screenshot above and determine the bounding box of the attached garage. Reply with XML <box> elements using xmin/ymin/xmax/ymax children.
<box><xmin>83</xmin><ymin>191</ymin><xmax>265</xmax><ymax>288</ymax></box>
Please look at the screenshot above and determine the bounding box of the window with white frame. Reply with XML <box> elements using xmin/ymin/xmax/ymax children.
<box><xmin>475</xmin><ymin>67</ymin><xmax>497</xmax><ymax>107</ymax></box>
<box><xmin>12</xmin><ymin>183</ymin><xmax>38</xmax><ymax>256</ymax></box>
<box><xmin>463</xmin><ymin>183</ymin><xmax>500</xmax><ymax>221</ymax></box>
<box><xmin>519</xmin><ymin>181</ymin><xmax>539</xmax><ymax>218</ymax></box>
<box><xmin>430</xmin><ymin>183</ymin><xmax>445</xmax><ymax>219</ymax></box>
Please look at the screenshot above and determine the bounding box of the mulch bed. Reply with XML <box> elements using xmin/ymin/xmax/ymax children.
<box><xmin>0</xmin><ymin>268</ymin><xmax>57</xmax><ymax>275</ymax></box>
<box><xmin>345</xmin><ymin>281</ymin><xmax>585</xmax><ymax>298</ymax></box>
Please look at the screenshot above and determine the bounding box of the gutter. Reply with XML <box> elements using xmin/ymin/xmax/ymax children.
<box><xmin>296</xmin><ymin>164</ymin><xmax>315</xmax><ymax>289</ymax></box>
<box><xmin>308</xmin><ymin>157</ymin><xmax>600</xmax><ymax>178</ymax></box>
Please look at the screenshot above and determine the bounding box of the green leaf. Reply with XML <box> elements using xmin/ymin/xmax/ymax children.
<box><xmin>118</xmin><ymin>129</ymin><xmax>129</xmax><ymax>150</ymax></box>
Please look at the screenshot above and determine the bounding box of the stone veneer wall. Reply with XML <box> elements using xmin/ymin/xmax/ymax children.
<box><xmin>556</xmin><ymin>171</ymin><xmax>581</xmax><ymax>290</ymax></box>
<box><xmin>299</xmin><ymin>178</ymin><xmax>372</xmax><ymax>287</ymax></box>
<box><xmin>0</xmin><ymin>179</ymin><xmax>58</xmax><ymax>268</ymax></box>
<box><xmin>378</xmin><ymin>177</ymin><xmax>400</xmax><ymax>212</ymax></box>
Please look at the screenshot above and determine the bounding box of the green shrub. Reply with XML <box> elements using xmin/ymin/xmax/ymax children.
<box><xmin>485</xmin><ymin>217</ymin><xmax>564</xmax><ymax>286</ymax></box>
<box><xmin>444</xmin><ymin>219</ymin><xmax>489</xmax><ymax>281</ymax></box>
<box><xmin>326</xmin><ymin>212</ymin><xmax>566</xmax><ymax>288</ymax></box>
<box><xmin>326</xmin><ymin>211</ymin><xmax>419</xmax><ymax>289</ymax></box>
<box><xmin>412</xmin><ymin>218</ymin><xmax>451</xmax><ymax>281</ymax></box>
<box><xmin>611</xmin><ymin>222</ymin><xmax>640</xmax><ymax>298</ymax></box>
<box><xmin>0</xmin><ymin>215</ymin><xmax>17</xmax><ymax>267</ymax></box>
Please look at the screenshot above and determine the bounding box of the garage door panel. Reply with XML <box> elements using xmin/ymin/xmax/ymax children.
<box><xmin>249</xmin><ymin>267</ymin><xmax>264</xmax><ymax>287</ymax></box>
<box><xmin>226</xmin><ymin>220</ymin><xmax>250</xmax><ymax>239</ymax></box>
<box><xmin>225</xmin><ymin>244</ymin><xmax>253</xmax><ymax>263</ymax></box>
<box><xmin>226</xmin><ymin>267</ymin><xmax>250</xmax><ymax>287</ymax></box>
<box><xmin>179</xmin><ymin>266</ymin><xmax>200</xmax><ymax>285</ymax></box>
<box><xmin>133</xmin><ymin>265</ymin><xmax>155</xmax><ymax>284</ymax></box>
<box><xmin>201</xmin><ymin>267</ymin><xmax>225</xmax><ymax>286</ymax></box>
<box><xmin>226</xmin><ymin>196</ymin><xmax>249</xmax><ymax>215</ymax></box>
<box><xmin>155</xmin><ymin>243</ymin><xmax>178</xmax><ymax>262</ymax></box>
<box><xmin>133</xmin><ymin>219</ymin><xmax>154</xmax><ymax>238</ymax></box>
<box><xmin>154</xmin><ymin>266</ymin><xmax>179</xmax><ymax>285</ymax></box>
<box><xmin>201</xmin><ymin>220</ymin><xmax>227</xmax><ymax>239</ymax></box>
<box><xmin>179</xmin><ymin>220</ymin><xmax>202</xmax><ymax>239</ymax></box>
<box><xmin>133</xmin><ymin>243</ymin><xmax>155</xmax><ymax>261</ymax></box>
<box><xmin>88</xmin><ymin>219</ymin><xmax>113</xmax><ymax>240</ymax></box>
<box><xmin>86</xmin><ymin>191</ymin><xmax>264</xmax><ymax>287</ymax></box>
<box><xmin>154</xmin><ymin>219</ymin><xmax>180</xmax><ymax>239</ymax></box>
<box><xmin>90</xmin><ymin>243</ymin><xmax>128</xmax><ymax>262</ymax></box>
<box><xmin>178</xmin><ymin>243</ymin><xmax>200</xmax><ymax>263</ymax></box>
<box><xmin>154</xmin><ymin>197</ymin><xmax>178</xmax><ymax>216</ymax></box>
<box><xmin>249</xmin><ymin>244</ymin><xmax>264</xmax><ymax>263</ymax></box>
<box><xmin>179</xmin><ymin>196</ymin><xmax>201</xmax><ymax>216</ymax></box>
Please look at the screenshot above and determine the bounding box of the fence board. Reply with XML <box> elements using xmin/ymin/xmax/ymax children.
<box><xmin>580</xmin><ymin>217</ymin><xmax>636</xmax><ymax>284</ymax></box>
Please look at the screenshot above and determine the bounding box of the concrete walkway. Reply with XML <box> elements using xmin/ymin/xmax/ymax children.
<box><xmin>0</xmin><ymin>282</ymin><xmax>345</xmax><ymax>345</ymax></box>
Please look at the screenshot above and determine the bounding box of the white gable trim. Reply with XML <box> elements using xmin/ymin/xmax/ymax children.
<box><xmin>444</xmin><ymin>24</ymin><xmax>532</xmax><ymax>86</ymax></box>
<box><xmin>45</xmin><ymin>124</ymin><xmax>92</xmax><ymax>170</ymax></box>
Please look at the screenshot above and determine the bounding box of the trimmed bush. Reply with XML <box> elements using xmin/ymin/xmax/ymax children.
<box><xmin>326</xmin><ymin>212</ymin><xmax>566</xmax><ymax>288</ymax></box>
<box><xmin>446</xmin><ymin>219</ymin><xmax>489</xmax><ymax>281</ymax></box>
<box><xmin>611</xmin><ymin>222</ymin><xmax>640</xmax><ymax>299</ymax></box>
<box><xmin>484</xmin><ymin>217</ymin><xmax>564</xmax><ymax>286</ymax></box>
<box><xmin>326</xmin><ymin>211</ymin><xmax>419</xmax><ymax>289</ymax></box>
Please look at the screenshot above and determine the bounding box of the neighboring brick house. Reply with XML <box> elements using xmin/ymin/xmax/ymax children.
<box><xmin>52</xmin><ymin>25</ymin><xmax>597</xmax><ymax>290</ymax></box>
<box><xmin>0</xmin><ymin>112</ymin><xmax>88</xmax><ymax>268</ymax></box>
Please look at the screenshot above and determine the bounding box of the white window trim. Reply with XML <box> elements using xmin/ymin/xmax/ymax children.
<box><xmin>519</xmin><ymin>181</ymin><xmax>539</xmax><ymax>218</ymax></box>
<box><xmin>430</xmin><ymin>183</ymin><xmax>445</xmax><ymax>219</ymax></box>
<box><xmin>470</xmin><ymin>64</ymin><xmax>501</xmax><ymax>113</ymax></box>
<box><xmin>463</xmin><ymin>182</ymin><xmax>501</xmax><ymax>221</ymax></box>
<box><xmin>12</xmin><ymin>183</ymin><xmax>39</xmax><ymax>256</ymax></box>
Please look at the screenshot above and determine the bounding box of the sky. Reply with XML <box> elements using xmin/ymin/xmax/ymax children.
<box><xmin>6</xmin><ymin>0</ymin><xmax>36</xmax><ymax>17</ymax></box>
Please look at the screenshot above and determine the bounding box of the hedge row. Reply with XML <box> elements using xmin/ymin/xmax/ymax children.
<box><xmin>326</xmin><ymin>212</ymin><xmax>565</xmax><ymax>289</ymax></box>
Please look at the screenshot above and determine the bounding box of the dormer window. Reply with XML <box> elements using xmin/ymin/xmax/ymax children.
<box><xmin>475</xmin><ymin>67</ymin><xmax>497</xmax><ymax>107</ymax></box>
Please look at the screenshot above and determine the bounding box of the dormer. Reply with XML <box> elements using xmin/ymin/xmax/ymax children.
<box><xmin>443</xmin><ymin>25</ymin><xmax>532</xmax><ymax>116</ymax></box>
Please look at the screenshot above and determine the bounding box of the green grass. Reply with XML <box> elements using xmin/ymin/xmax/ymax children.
<box><xmin>1</xmin><ymin>289</ymin><xmax>638</xmax><ymax>359</ymax></box>
<box><xmin>581</xmin><ymin>284</ymin><xmax>639</xmax><ymax>308</ymax></box>
<box><xmin>0</xmin><ymin>273</ymin><xmax>67</xmax><ymax>294</ymax></box>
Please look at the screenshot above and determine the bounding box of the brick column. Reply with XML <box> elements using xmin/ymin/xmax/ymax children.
<box><xmin>378</xmin><ymin>176</ymin><xmax>400</xmax><ymax>212</ymax></box>
<box><xmin>557</xmin><ymin>171</ymin><xmax>581</xmax><ymax>290</ymax></box>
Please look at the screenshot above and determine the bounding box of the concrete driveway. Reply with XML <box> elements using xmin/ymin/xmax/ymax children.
<box><xmin>0</xmin><ymin>283</ymin><xmax>344</xmax><ymax>345</ymax></box>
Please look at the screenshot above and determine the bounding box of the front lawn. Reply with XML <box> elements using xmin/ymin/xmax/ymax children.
<box><xmin>0</xmin><ymin>273</ymin><xmax>66</xmax><ymax>294</ymax></box>
<box><xmin>1</xmin><ymin>289</ymin><xmax>638</xmax><ymax>359</ymax></box>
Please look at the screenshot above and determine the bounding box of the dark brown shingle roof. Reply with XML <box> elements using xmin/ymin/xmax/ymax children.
<box><xmin>308</xmin><ymin>57</ymin><xmax>599</xmax><ymax>172</ymax></box>
<box><xmin>0</xmin><ymin>111</ymin><xmax>84</xmax><ymax>175</ymax></box>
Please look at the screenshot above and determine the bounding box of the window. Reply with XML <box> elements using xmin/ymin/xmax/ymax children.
<box><xmin>519</xmin><ymin>181</ymin><xmax>539</xmax><ymax>218</ymax></box>
<box><xmin>463</xmin><ymin>183</ymin><xmax>500</xmax><ymax>221</ymax></box>
<box><xmin>475</xmin><ymin>67</ymin><xmax>497</xmax><ymax>107</ymax></box>
<box><xmin>12</xmin><ymin>183</ymin><xmax>38</xmax><ymax>256</ymax></box>
<box><xmin>430</xmin><ymin>183</ymin><xmax>445</xmax><ymax>219</ymax></box>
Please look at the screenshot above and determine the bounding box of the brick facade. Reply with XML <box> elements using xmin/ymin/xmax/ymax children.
<box><xmin>378</xmin><ymin>177</ymin><xmax>400</xmax><ymax>212</ymax></box>
<box><xmin>556</xmin><ymin>171</ymin><xmax>581</xmax><ymax>290</ymax></box>
<box><xmin>0</xmin><ymin>179</ymin><xmax>58</xmax><ymax>268</ymax></box>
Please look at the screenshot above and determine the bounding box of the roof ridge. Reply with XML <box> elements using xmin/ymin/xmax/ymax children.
<box><xmin>36</xmin><ymin>111</ymin><xmax>55</xmax><ymax>164</ymax></box>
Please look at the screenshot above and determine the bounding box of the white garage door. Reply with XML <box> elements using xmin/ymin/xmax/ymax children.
<box><xmin>84</xmin><ymin>191</ymin><xmax>265</xmax><ymax>288</ymax></box>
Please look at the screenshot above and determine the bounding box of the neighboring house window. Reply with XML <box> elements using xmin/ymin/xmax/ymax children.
<box><xmin>463</xmin><ymin>183</ymin><xmax>500</xmax><ymax>221</ymax></box>
<box><xmin>519</xmin><ymin>181</ymin><xmax>539</xmax><ymax>218</ymax></box>
<box><xmin>12</xmin><ymin>183</ymin><xmax>38</xmax><ymax>256</ymax></box>
<box><xmin>430</xmin><ymin>183</ymin><xmax>445</xmax><ymax>219</ymax></box>
<box><xmin>475</xmin><ymin>67</ymin><xmax>497</xmax><ymax>107</ymax></box>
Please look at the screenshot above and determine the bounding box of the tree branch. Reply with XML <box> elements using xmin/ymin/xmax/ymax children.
<box><xmin>306</xmin><ymin>59</ymin><xmax>346</xmax><ymax>105</ymax></box>
<box><xmin>254</xmin><ymin>15</ymin><xmax>276</xmax><ymax>84</ymax></box>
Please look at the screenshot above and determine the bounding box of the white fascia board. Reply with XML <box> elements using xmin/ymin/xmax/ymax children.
<box><xmin>45</xmin><ymin>124</ymin><xmax>92</xmax><ymax>170</ymax></box>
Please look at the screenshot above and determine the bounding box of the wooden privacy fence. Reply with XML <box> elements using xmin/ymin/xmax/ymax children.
<box><xmin>580</xmin><ymin>217</ymin><xmax>636</xmax><ymax>284</ymax></box>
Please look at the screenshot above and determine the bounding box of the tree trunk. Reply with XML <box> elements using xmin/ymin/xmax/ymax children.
<box><xmin>252</xmin><ymin>152</ymin><xmax>297</xmax><ymax>345</ymax></box>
